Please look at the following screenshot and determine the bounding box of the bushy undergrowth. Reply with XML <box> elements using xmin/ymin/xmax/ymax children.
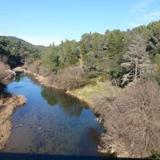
<box><xmin>93</xmin><ymin>79</ymin><xmax>160</xmax><ymax>157</ymax></box>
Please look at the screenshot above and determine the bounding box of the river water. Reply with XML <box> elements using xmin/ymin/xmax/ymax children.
<box><xmin>2</xmin><ymin>75</ymin><xmax>103</xmax><ymax>155</ymax></box>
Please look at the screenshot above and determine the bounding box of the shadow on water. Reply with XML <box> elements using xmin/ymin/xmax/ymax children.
<box><xmin>0</xmin><ymin>83</ymin><xmax>12</xmax><ymax>98</ymax></box>
<box><xmin>1</xmin><ymin>74</ymin><xmax>104</xmax><ymax>156</ymax></box>
<box><xmin>0</xmin><ymin>152</ymin><xmax>122</xmax><ymax>160</ymax></box>
<box><xmin>0</xmin><ymin>152</ymin><xmax>145</xmax><ymax>160</ymax></box>
<box><xmin>41</xmin><ymin>86</ymin><xmax>85</xmax><ymax>117</ymax></box>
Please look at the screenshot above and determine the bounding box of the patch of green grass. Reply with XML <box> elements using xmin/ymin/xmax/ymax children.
<box><xmin>154</xmin><ymin>54</ymin><xmax>160</xmax><ymax>67</ymax></box>
<box><xmin>71</xmin><ymin>78</ymin><xmax>121</xmax><ymax>101</ymax></box>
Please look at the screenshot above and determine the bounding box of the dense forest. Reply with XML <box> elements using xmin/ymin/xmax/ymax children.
<box><xmin>0</xmin><ymin>20</ymin><xmax>160</xmax><ymax>158</ymax></box>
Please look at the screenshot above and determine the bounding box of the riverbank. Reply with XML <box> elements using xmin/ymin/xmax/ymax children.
<box><xmin>13</xmin><ymin>67</ymin><xmax>123</xmax><ymax>156</ymax></box>
<box><xmin>0</xmin><ymin>63</ymin><xmax>26</xmax><ymax>150</ymax></box>
<box><xmin>0</xmin><ymin>95</ymin><xmax>26</xmax><ymax>150</ymax></box>
<box><xmin>13</xmin><ymin>66</ymin><xmax>160</xmax><ymax>158</ymax></box>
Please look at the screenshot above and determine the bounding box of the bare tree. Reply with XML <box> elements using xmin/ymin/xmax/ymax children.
<box><xmin>121</xmin><ymin>34</ymin><xmax>153</xmax><ymax>86</ymax></box>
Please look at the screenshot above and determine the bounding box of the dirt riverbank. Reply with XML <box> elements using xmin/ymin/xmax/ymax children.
<box><xmin>0</xmin><ymin>95</ymin><xmax>26</xmax><ymax>150</ymax></box>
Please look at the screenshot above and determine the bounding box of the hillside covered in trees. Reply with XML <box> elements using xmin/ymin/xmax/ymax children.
<box><xmin>0</xmin><ymin>36</ymin><xmax>43</xmax><ymax>96</ymax></box>
<box><xmin>0</xmin><ymin>36</ymin><xmax>42</xmax><ymax>92</ymax></box>
<box><xmin>24</xmin><ymin>21</ymin><xmax>160</xmax><ymax>89</ymax></box>
<box><xmin>0</xmin><ymin>36</ymin><xmax>41</xmax><ymax>68</ymax></box>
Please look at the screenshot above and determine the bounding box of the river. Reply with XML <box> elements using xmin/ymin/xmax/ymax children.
<box><xmin>2</xmin><ymin>74</ymin><xmax>103</xmax><ymax>155</ymax></box>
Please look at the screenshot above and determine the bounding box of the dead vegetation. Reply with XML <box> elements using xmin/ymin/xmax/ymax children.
<box><xmin>0</xmin><ymin>62</ymin><xmax>9</xmax><ymax>83</ymax></box>
<box><xmin>0</xmin><ymin>62</ymin><xmax>15</xmax><ymax>86</ymax></box>
<box><xmin>25</xmin><ymin>61</ymin><xmax>89</xmax><ymax>90</ymax></box>
<box><xmin>92</xmin><ymin>79</ymin><xmax>160</xmax><ymax>158</ymax></box>
<box><xmin>46</xmin><ymin>65</ymin><xmax>89</xmax><ymax>90</ymax></box>
<box><xmin>0</xmin><ymin>95</ymin><xmax>26</xmax><ymax>150</ymax></box>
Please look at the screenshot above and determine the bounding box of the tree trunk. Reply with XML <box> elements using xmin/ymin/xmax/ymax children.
<box><xmin>135</xmin><ymin>57</ymin><xmax>138</xmax><ymax>81</ymax></box>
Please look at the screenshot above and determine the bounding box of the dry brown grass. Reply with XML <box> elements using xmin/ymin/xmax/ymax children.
<box><xmin>0</xmin><ymin>62</ymin><xmax>10</xmax><ymax>84</ymax></box>
<box><xmin>47</xmin><ymin>65</ymin><xmax>88</xmax><ymax>90</ymax></box>
<box><xmin>93</xmin><ymin>79</ymin><xmax>160</xmax><ymax>158</ymax></box>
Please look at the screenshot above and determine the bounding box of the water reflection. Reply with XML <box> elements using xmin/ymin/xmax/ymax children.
<box><xmin>2</xmin><ymin>75</ymin><xmax>103</xmax><ymax>155</ymax></box>
<box><xmin>41</xmin><ymin>87</ymin><xmax>58</xmax><ymax>105</ymax></box>
<box><xmin>41</xmin><ymin>87</ymin><xmax>84</xmax><ymax>117</ymax></box>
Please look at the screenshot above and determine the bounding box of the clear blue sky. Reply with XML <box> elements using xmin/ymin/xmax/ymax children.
<box><xmin>0</xmin><ymin>0</ymin><xmax>160</xmax><ymax>45</ymax></box>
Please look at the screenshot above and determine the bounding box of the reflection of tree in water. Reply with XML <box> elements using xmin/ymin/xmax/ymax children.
<box><xmin>41</xmin><ymin>87</ymin><xmax>58</xmax><ymax>105</ymax></box>
<box><xmin>41</xmin><ymin>86</ymin><xmax>86</xmax><ymax>117</ymax></box>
